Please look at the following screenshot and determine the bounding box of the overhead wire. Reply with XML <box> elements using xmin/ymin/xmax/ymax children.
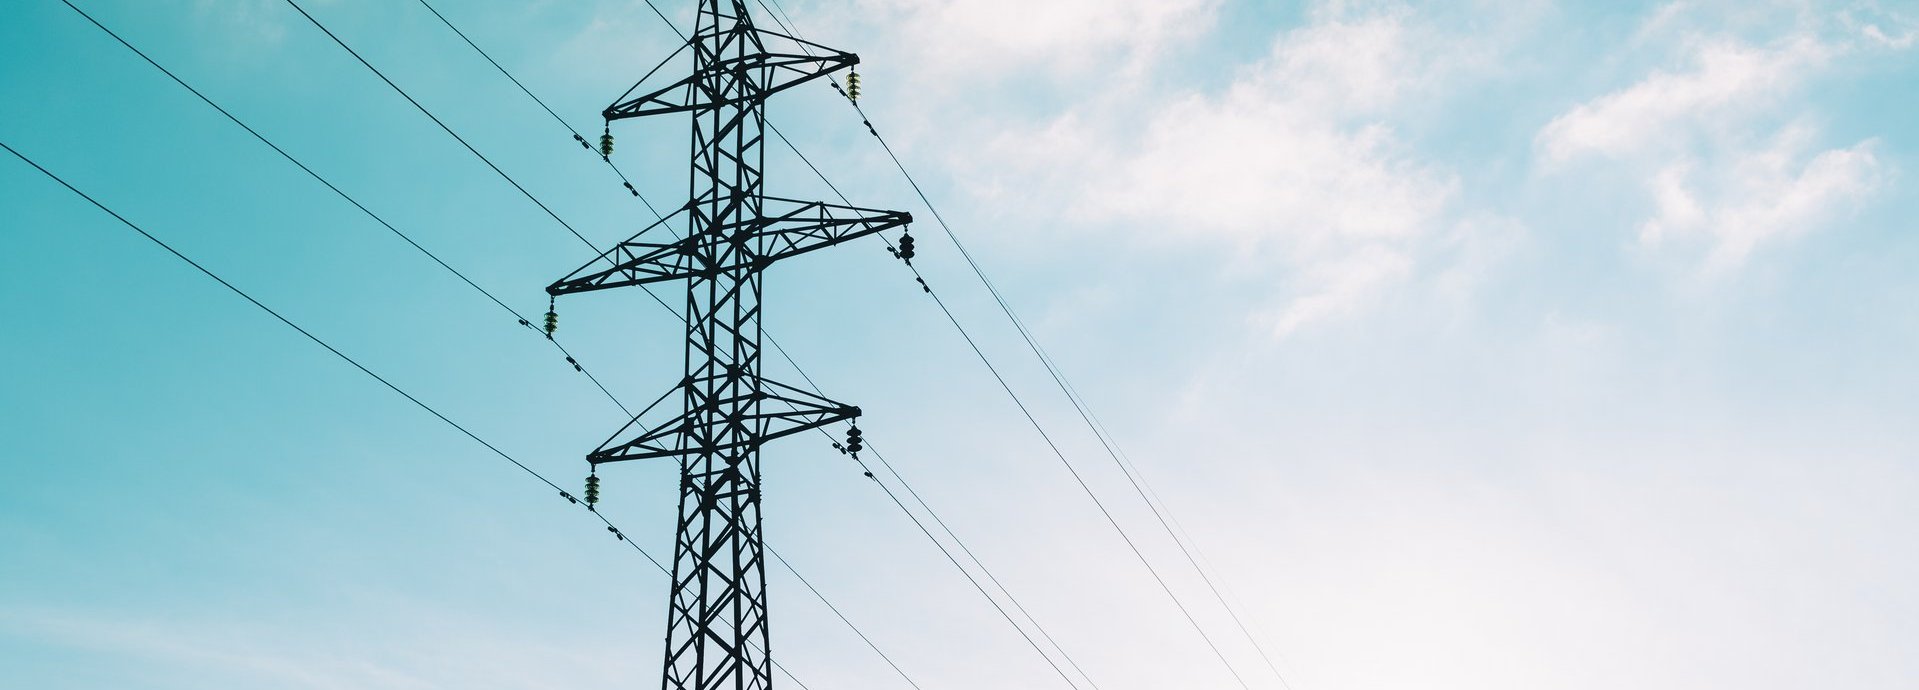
<box><xmin>405</xmin><ymin>3</ymin><xmax>1107</xmax><ymax>687</ymax></box>
<box><xmin>53</xmin><ymin>0</ymin><xmax>1269</xmax><ymax>685</ymax></box>
<box><xmin>50</xmin><ymin>0</ymin><xmax>635</xmax><ymax>421</ymax></box>
<box><xmin>564</xmin><ymin>0</ymin><xmax>1261</xmax><ymax>686</ymax></box>
<box><xmin>767</xmin><ymin>548</ymin><xmax>925</xmax><ymax>690</ymax></box>
<box><xmin>266</xmin><ymin>0</ymin><xmax>933</xmax><ymax>682</ymax></box>
<box><xmin>271</xmin><ymin>0</ymin><xmax>940</xmax><ymax>684</ymax></box>
<box><xmin>915</xmin><ymin>248</ymin><xmax>1255</xmax><ymax>690</ymax></box>
<box><xmin>0</xmin><ymin>137</ymin><xmax>816</xmax><ymax>689</ymax></box>
<box><xmin>872</xmin><ymin>116</ymin><xmax>1293</xmax><ymax>688</ymax></box>
<box><xmin>768</xmin><ymin>341</ymin><xmax>1104</xmax><ymax>690</ymax></box>
<box><xmin>411</xmin><ymin>0</ymin><xmax>667</xmax><ymax>220</ymax></box>
<box><xmin>312</xmin><ymin>0</ymin><xmax>1294</xmax><ymax>680</ymax></box>
<box><xmin>727</xmin><ymin>25</ymin><xmax>1259</xmax><ymax>688</ymax></box>
<box><xmin>827</xmin><ymin>434</ymin><xmax>1087</xmax><ymax>690</ymax></box>
<box><xmin>757</xmin><ymin>1</ymin><xmax>1300</xmax><ymax>686</ymax></box>
<box><xmin>246</xmin><ymin>0</ymin><xmax>1265</xmax><ymax>686</ymax></box>
<box><xmin>50</xmin><ymin>3</ymin><xmax>905</xmax><ymax>685</ymax></box>
<box><xmin>275</xmin><ymin>0</ymin><xmax>617</xmax><ymax>261</ymax></box>
<box><xmin>1066</xmin><ymin>367</ymin><xmax>1302</xmax><ymax>688</ymax></box>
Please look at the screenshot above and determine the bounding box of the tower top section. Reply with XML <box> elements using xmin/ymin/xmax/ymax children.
<box><xmin>603</xmin><ymin>0</ymin><xmax>859</xmax><ymax>120</ymax></box>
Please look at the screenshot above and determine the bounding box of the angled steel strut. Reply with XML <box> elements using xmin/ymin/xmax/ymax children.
<box><xmin>548</xmin><ymin>1</ymin><xmax>909</xmax><ymax>688</ymax></box>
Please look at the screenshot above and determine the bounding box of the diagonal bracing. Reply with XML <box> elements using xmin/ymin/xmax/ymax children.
<box><xmin>547</xmin><ymin>2</ymin><xmax>910</xmax><ymax>688</ymax></box>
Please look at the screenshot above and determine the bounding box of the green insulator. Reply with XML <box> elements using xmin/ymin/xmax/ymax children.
<box><xmin>846</xmin><ymin>71</ymin><xmax>861</xmax><ymax>102</ymax></box>
<box><xmin>598</xmin><ymin>132</ymin><xmax>614</xmax><ymax>157</ymax></box>
<box><xmin>543</xmin><ymin>310</ymin><xmax>558</xmax><ymax>335</ymax></box>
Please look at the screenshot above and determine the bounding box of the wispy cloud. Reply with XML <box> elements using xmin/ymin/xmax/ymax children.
<box><xmin>1535</xmin><ymin>1</ymin><xmax>1910</xmax><ymax>272</ymax></box>
<box><xmin>958</xmin><ymin>4</ymin><xmax>1524</xmax><ymax>338</ymax></box>
<box><xmin>1640</xmin><ymin>126</ymin><xmax>1883</xmax><ymax>272</ymax></box>
<box><xmin>1535</xmin><ymin>36</ymin><xmax>1832</xmax><ymax>165</ymax></box>
<box><xmin>852</xmin><ymin>0</ymin><xmax>1222</xmax><ymax>79</ymax></box>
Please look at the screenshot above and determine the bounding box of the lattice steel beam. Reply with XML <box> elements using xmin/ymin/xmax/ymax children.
<box><xmin>548</xmin><ymin>2</ymin><xmax>909</xmax><ymax>688</ymax></box>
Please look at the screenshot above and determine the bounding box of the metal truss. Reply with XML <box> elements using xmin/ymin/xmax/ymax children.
<box><xmin>548</xmin><ymin>1</ymin><xmax>909</xmax><ymax>688</ymax></box>
<box><xmin>550</xmin><ymin>198</ymin><xmax>911</xmax><ymax>293</ymax></box>
<box><xmin>585</xmin><ymin>376</ymin><xmax>860</xmax><ymax>463</ymax></box>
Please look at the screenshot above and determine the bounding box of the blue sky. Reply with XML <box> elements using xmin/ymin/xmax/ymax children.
<box><xmin>3</xmin><ymin>0</ymin><xmax>1917</xmax><ymax>688</ymax></box>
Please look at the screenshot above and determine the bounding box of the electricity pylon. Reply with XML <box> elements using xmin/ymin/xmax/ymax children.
<box><xmin>547</xmin><ymin>1</ymin><xmax>911</xmax><ymax>687</ymax></box>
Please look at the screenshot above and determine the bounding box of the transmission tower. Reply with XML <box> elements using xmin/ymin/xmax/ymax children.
<box><xmin>547</xmin><ymin>1</ymin><xmax>910</xmax><ymax>688</ymax></box>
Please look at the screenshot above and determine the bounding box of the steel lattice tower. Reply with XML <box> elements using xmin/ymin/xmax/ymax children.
<box><xmin>547</xmin><ymin>1</ymin><xmax>910</xmax><ymax>688</ymax></box>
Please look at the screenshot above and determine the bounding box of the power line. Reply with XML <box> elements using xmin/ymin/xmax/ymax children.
<box><xmin>768</xmin><ymin>548</ymin><xmax>925</xmax><ymax>690</ymax></box>
<box><xmin>279</xmin><ymin>0</ymin><xmax>602</xmax><ymax>257</ymax></box>
<box><xmin>266</xmin><ymin>2</ymin><xmax>939</xmax><ymax>686</ymax></box>
<box><xmin>866</xmin><ymin>114</ymin><xmax>1279</xmax><ymax>689</ymax></box>
<box><xmin>43</xmin><ymin>2</ymin><xmax>1176</xmax><ymax>687</ymax></box>
<box><xmin>1</xmin><ymin>137</ymin><xmax>829</xmax><ymax>689</ymax></box>
<box><xmin>924</xmin><ymin>262</ymin><xmax>1252</xmax><ymax>690</ymax></box>
<box><xmin>759</xmin><ymin>2</ymin><xmax>1299</xmax><ymax>685</ymax></box>
<box><xmin>1059</xmin><ymin>358</ymin><xmax>1301</xmax><ymax>689</ymax></box>
<box><xmin>768</xmin><ymin>341</ymin><xmax>1105</xmax><ymax>690</ymax></box>
<box><xmin>49</xmin><ymin>4</ymin><xmax>916</xmax><ymax>684</ymax></box>
<box><xmin>762</xmin><ymin>82</ymin><xmax>1260</xmax><ymax>690</ymax></box>
<box><xmin>829</xmin><ymin>433</ymin><xmax>1088</xmax><ymax>690</ymax></box>
<box><xmin>50</xmin><ymin>0</ymin><xmax>635</xmax><ymax>420</ymax></box>
<box><xmin>856</xmin><ymin>439</ymin><xmax>1101</xmax><ymax>689</ymax></box>
<box><xmin>543</xmin><ymin>6</ymin><xmax>918</xmax><ymax>687</ymax></box>
<box><xmin>268</xmin><ymin>1</ymin><xmax>1238</xmax><ymax>686</ymax></box>
<box><xmin>407</xmin><ymin>4</ymin><xmax>1104</xmax><ymax>686</ymax></box>
<box><xmin>410</xmin><ymin>0</ymin><xmax>666</xmax><ymax>220</ymax></box>
<box><xmin>857</xmin><ymin>88</ymin><xmax>1301</xmax><ymax>690</ymax></box>
<box><xmin>584</xmin><ymin>1</ymin><xmax>1259</xmax><ymax>684</ymax></box>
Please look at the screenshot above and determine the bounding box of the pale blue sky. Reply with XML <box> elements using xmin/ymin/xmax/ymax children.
<box><xmin>3</xmin><ymin>1</ymin><xmax>1917</xmax><ymax>689</ymax></box>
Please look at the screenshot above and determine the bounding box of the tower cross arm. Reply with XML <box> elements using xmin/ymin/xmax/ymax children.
<box><xmin>547</xmin><ymin>198</ymin><xmax>911</xmax><ymax>295</ymax></box>
<box><xmin>604</xmin><ymin>41</ymin><xmax>859</xmax><ymax>120</ymax></box>
<box><xmin>587</xmin><ymin>375</ymin><xmax>862</xmax><ymax>464</ymax></box>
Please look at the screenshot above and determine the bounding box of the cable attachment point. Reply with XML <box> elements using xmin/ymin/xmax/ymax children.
<box><xmin>573</xmin><ymin>133</ymin><xmax>590</xmax><ymax>151</ymax></box>
<box><xmin>845</xmin><ymin>70</ymin><xmax>862</xmax><ymax>103</ymax></box>
<box><xmin>914</xmin><ymin>276</ymin><xmax>930</xmax><ymax>293</ymax></box>
<box><xmin>598</xmin><ymin>123</ymin><xmax>614</xmax><ymax>158</ymax></box>
<box><xmin>543</xmin><ymin>296</ymin><xmax>558</xmax><ymax>338</ymax></box>
<box><xmin>844</xmin><ymin>425</ymin><xmax>863</xmax><ymax>459</ymax></box>
<box><xmin>585</xmin><ymin>471</ymin><xmax>600</xmax><ymax>507</ymax></box>
<box><xmin>623</xmin><ymin>181</ymin><xmax>638</xmax><ymax>197</ymax></box>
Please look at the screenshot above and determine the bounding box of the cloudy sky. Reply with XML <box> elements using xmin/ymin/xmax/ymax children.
<box><xmin>3</xmin><ymin>0</ymin><xmax>1916</xmax><ymax>688</ymax></box>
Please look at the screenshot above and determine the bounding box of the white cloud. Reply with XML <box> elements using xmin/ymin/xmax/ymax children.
<box><xmin>1534</xmin><ymin>2</ymin><xmax>1910</xmax><ymax>272</ymax></box>
<box><xmin>1640</xmin><ymin>128</ymin><xmax>1883</xmax><ymax>271</ymax></box>
<box><xmin>852</xmin><ymin>0</ymin><xmax>1221</xmax><ymax>78</ymax></box>
<box><xmin>1859</xmin><ymin>22</ymin><xmax>1917</xmax><ymax>49</ymax></box>
<box><xmin>973</xmin><ymin>7</ymin><xmax>1496</xmax><ymax>337</ymax></box>
<box><xmin>1258</xmin><ymin>244</ymin><xmax>1413</xmax><ymax>338</ymax></box>
<box><xmin>1075</xmin><ymin>14</ymin><xmax>1449</xmax><ymax>241</ymax></box>
<box><xmin>1535</xmin><ymin>36</ymin><xmax>1829</xmax><ymax>165</ymax></box>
